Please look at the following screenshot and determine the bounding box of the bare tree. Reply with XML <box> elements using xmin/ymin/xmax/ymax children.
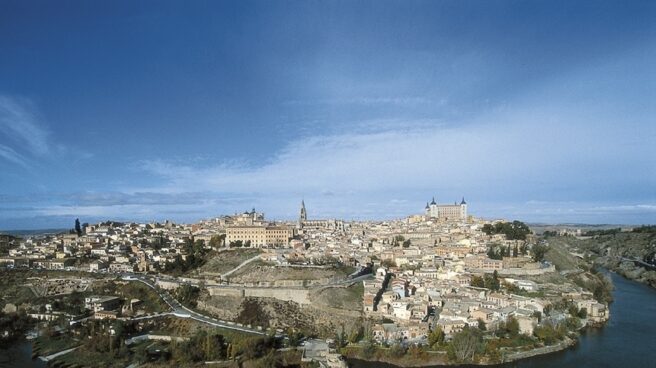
<box><xmin>450</xmin><ymin>327</ymin><xmax>482</xmax><ymax>362</ymax></box>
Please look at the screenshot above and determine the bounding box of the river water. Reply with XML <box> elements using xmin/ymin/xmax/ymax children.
<box><xmin>349</xmin><ymin>272</ymin><xmax>656</xmax><ymax>368</ymax></box>
<box><xmin>0</xmin><ymin>340</ymin><xmax>45</xmax><ymax>368</ymax></box>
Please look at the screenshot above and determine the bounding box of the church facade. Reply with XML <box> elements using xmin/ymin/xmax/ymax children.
<box><xmin>298</xmin><ymin>200</ymin><xmax>345</xmax><ymax>231</ymax></box>
<box><xmin>425</xmin><ymin>197</ymin><xmax>468</xmax><ymax>221</ymax></box>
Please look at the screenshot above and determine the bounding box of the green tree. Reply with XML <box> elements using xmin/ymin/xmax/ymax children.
<box><xmin>531</xmin><ymin>244</ymin><xmax>548</xmax><ymax>262</ymax></box>
<box><xmin>428</xmin><ymin>326</ymin><xmax>445</xmax><ymax>347</ymax></box>
<box><xmin>75</xmin><ymin>218</ymin><xmax>82</xmax><ymax>236</ymax></box>
<box><xmin>477</xmin><ymin>319</ymin><xmax>487</xmax><ymax>331</ymax></box>
<box><xmin>470</xmin><ymin>275</ymin><xmax>485</xmax><ymax>288</ymax></box>
<box><xmin>360</xmin><ymin>340</ymin><xmax>377</xmax><ymax>359</ymax></box>
<box><xmin>506</xmin><ymin>316</ymin><xmax>520</xmax><ymax>338</ymax></box>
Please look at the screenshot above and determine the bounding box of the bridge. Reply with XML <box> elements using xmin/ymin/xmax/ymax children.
<box><xmin>620</xmin><ymin>257</ymin><xmax>656</xmax><ymax>271</ymax></box>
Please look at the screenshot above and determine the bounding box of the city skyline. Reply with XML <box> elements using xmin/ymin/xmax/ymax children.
<box><xmin>1</xmin><ymin>0</ymin><xmax>655</xmax><ymax>229</ymax></box>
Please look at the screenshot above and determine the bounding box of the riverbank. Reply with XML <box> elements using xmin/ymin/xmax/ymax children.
<box><xmin>0</xmin><ymin>340</ymin><xmax>46</xmax><ymax>368</ymax></box>
<box><xmin>348</xmin><ymin>272</ymin><xmax>656</xmax><ymax>368</ymax></box>
<box><xmin>343</xmin><ymin>337</ymin><xmax>578</xmax><ymax>368</ymax></box>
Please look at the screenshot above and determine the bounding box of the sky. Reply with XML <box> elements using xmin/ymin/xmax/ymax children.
<box><xmin>0</xmin><ymin>0</ymin><xmax>655</xmax><ymax>229</ymax></box>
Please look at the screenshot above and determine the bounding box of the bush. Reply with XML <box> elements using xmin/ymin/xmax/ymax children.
<box><xmin>388</xmin><ymin>343</ymin><xmax>406</xmax><ymax>358</ymax></box>
<box><xmin>360</xmin><ymin>341</ymin><xmax>377</xmax><ymax>359</ymax></box>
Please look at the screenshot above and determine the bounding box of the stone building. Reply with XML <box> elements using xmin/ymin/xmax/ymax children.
<box><xmin>425</xmin><ymin>197</ymin><xmax>468</xmax><ymax>221</ymax></box>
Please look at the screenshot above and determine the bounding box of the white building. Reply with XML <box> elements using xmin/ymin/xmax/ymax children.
<box><xmin>425</xmin><ymin>197</ymin><xmax>468</xmax><ymax>221</ymax></box>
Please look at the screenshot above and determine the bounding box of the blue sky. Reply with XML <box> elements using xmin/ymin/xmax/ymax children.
<box><xmin>1</xmin><ymin>0</ymin><xmax>655</xmax><ymax>229</ymax></box>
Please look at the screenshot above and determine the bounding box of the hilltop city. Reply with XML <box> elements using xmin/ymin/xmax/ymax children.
<box><xmin>0</xmin><ymin>198</ymin><xmax>615</xmax><ymax>367</ymax></box>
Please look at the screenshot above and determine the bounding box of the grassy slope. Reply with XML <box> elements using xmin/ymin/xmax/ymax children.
<box><xmin>194</xmin><ymin>249</ymin><xmax>262</xmax><ymax>275</ymax></box>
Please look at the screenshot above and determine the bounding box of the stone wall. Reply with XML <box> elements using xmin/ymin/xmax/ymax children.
<box><xmin>245</xmin><ymin>287</ymin><xmax>310</xmax><ymax>304</ymax></box>
<box><xmin>503</xmin><ymin>337</ymin><xmax>574</xmax><ymax>362</ymax></box>
<box><xmin>499</xmin><ymin>265</ymin><xmax>556</xmax><ymax>276</ymax></box>
<box><xmin>207</xmin><ymin>287</ymin><xmax>245</xmax><ymax>298</ymax></box>
<box><xmin>207</xmin><ymin>285</ymin><xmax>311</xmax><ymax>304</ymax></box>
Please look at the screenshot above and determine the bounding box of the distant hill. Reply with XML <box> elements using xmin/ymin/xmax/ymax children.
<box><xmin>0</xmin><ymin>228</ymin><xmax>68</xmax><ymax>237</ymax></box>
<box><xmin>528</xmin><ymin>223</ymin><xmax>634</xmax><ymax>235</ymax></box>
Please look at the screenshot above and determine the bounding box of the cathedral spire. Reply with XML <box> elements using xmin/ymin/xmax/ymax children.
<box><xmin>299</xmin><ymin>199</ymin><xmax>307</xmax><ymax>223</ymax></box>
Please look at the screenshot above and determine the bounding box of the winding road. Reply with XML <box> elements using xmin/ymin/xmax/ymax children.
<box><xmin>121</xmin><ymin>273</ymin><xmax>266</xmax><ymax>335</ymax></box>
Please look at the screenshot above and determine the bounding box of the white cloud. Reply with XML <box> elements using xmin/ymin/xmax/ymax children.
<box><xmin>0</xmin><ymin>143</ymin><xmax>29</xmax><ymax>169</ymax></box>
<box><xmin>0</xmin><ymin>96</ymin><xmax>50</xmax><ymax>157</ymax></box>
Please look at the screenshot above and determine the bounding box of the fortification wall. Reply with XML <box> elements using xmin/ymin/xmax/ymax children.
<box><xmin>207</xmin><ymin>286</ymin><xmax>310</xmax><ymax>304</ymax></box>
<box><xmin>244</xmin><ymin>287</ymin><xmax>310</xmax><ymax>304</ymax></box>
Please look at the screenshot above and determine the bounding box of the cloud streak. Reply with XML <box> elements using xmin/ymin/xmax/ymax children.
<box><xmin>0</xmin><ymin>96</ymin><xmax>51</xmax><ymax>158</ymax></box>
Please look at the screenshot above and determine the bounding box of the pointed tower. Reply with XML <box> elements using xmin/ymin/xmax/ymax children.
<box><xmin>429</xmin><ymin>197</ymin><xmax>438</xmax><ymax>218</ymax></box>
<box><xmin>299</xmin><ymin>200</ymin><xmax>307</xmax><ymax>223</ymax></box>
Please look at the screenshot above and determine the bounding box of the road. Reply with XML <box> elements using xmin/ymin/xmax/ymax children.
<box><xmin>39</xmin><ymin>347</ymin><xmax>79</xmax><ymax>361</ymax></box>
<box><xmin>221</xmin><ymin>254</ymin><xmax>262</xmax><ymax>278</ymax></box>
<box><xmin>121</xmin><ymin>273</ymin><xmax>265</xmax><ymax>335</ymax></box>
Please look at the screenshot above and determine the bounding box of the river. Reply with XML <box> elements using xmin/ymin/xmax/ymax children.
<box><xmin>348</xmin><ymin>272</ymin><xmax>656</xmax><ymax>368</ymax></box>
<box><xmin>0</xmin><ymin>340</ymin><xmax>45</xmax><ymax>368</ymax></box>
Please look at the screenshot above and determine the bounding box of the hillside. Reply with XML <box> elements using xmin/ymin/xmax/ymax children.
<box><xmin>547</xmin><ymin>232</ymin><xmax>656</xmax><ymax>288</ymax></box>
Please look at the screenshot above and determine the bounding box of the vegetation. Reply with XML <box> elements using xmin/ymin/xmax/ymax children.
<box><xmin>160</xmin><ymin>239</ymin><xmax>210</xmax><ymax>275</ymax></box>
<box><xmin>75</xmin><ymin>218</ymin><xmax>82</xmax><ymax>236</ymax></box>
<box><xmin>482</xmin><ymin>221</ymin><xmax>532</xmax><ymax>240</ymax></box>
<box><xmin>0</xmin><ymin>311</ymin><xmax>35</xmax><ymax>347</ymax></box>
<box><xmin>573</xmin><ymin>272</ymin><xmax>614</xmax><ymax>304</ymax></box>
<box><xmin>632</xmin><ymin>225</ymin><xmax>656</xmax><ymax>233</ymax></box>
<box><xmin>447</xmin><ymin>326</ymin><xmax>483</xmax><ymax>363</ymax></box>
<box><xmin>470</xmin><ymin>270</ymin><xmax>500</xmax><ymax>291</ymax></box>
<box><xmin>583</xmin><ymin>228</ymin><xmax>622</xmax><ymax>236</ymax></box>
<box><xmin>427</xmin><ymin>326</ymin><xmax>445</xmax><ymax>347</ymax></box>
<box><xmin>171</xmin><ymin>329</ymin><xmax>228</xmax><ymax>363</ymax></box>
<box><xmin>531</xmin><ymin>243</ymin><xmax>549</xmax><ymax>262</ymax></box>
<box><xmin>486</xmin><ymin>242</ymin><xmax>527</xmax><ymax>260</ymax></box>
<box><xmin>534</xmin><ymin>322</ymin><xmax>567</xmax><ymax>344</ymax></box>
<box><xmin>174</xmin><ymin>284</ymin><xmax>201</xmax><ymax>308</ymax></box>
<box><xmin>32</xmin><ymin>333</ymin><xmax>80</xmax><ymax>356</ymax></box>
<box><xmin>197</xmin><ymin>248</ymin><xmax>261</xmax><ymax>275</ymax></box>
<box><xmin>209</xmin><ymin>234</ymin><xmax>226</xmax><ymax>248</ymax></box>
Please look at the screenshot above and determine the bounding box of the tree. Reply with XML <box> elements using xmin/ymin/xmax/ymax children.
<box><xmin>477</xmin><ymin>319</ymin><xmax>486</xmax><ymax>331</ymax></box>
<box><xmin>428</xmin><ymin>326</ymin><xmax>445</xmax><ymax>347</ymax></box>
<box><xmin>389</xmin><ymin>343</ymin><xmax>406</xmax><ymax>358</ymax></box>
<box><xmin>402</xmin><ymin>239</ymin><xmax>412</xmax><ymax>248</ymax></box>
<box><xmin>483</xmin><ymin>271</ymin><xmax>500</xmax><ymax>291</ymax></box>
<box><xmin>348</xmin><ymin>323</ymin><xmax>364</xmax><ymax>344</ymax></box>
<box><xmin>506</xmin><ymin>316</ymin><xmax>520</xmax><ymax>338</ymax></box>
<box><xmin>175</xmin><ymin>284</ymin><xmax>200</xmax><ymax>308</ymax></box>
<box><xmin>360</xmin><ymin>340</ymin><xmax>377</xmax><ymax>359</ymax></box>
<box><xmin>482</xmin><ymin>221</ymin><xmax>531</xmax><ymax>240</ymax></box>
<box><xmin>513</xmin><ymin>244</ymin><xmax>519</xmax><ymax>257</ymax></box>
<box><xmin>75</xmin><ymin>218</ymin><xmax>82</xmax><ymax>236</ymax></box>
<box><xmin>381</xmin><ymin>259</ymin><xmax>395</xmax><ymax>268</ymax></box>
<box><xmin>448</xmin><ymin>327</ymin><xmax>482</xmax><ymax>363</ymax></box>
<box><xmin>470</xmin><ymin>276</ymin><xmax>485</xmax><ymax>288</ymax></box>
<box><xmin>209</xmin><ymin>234</ymin><xmax>225</xmax><ymax>248</ymax></box>
<box><xmin>531</xmin><ymin>244</ymin><xmax>548</xmax><ymax>262</ymax></box>
<box><xmin>335</xmin><ymin>324</ymin><xmax>348</xmax><ymax>349</ymax></box>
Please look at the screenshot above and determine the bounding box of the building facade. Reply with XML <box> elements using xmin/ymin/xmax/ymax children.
<box><xmin>424</xmin><ymin>197</ymin><xmax>468</xmax><ymax>221</ymax></box>
<box><xmin>226</xmin><ymin>225</ymin><xmax>294</xmax><ymax>247</ymax></box>
<box><xmin>297</xmin><ymin>200</ymin><xmax>346</xmax><ymax>231</ymax></box>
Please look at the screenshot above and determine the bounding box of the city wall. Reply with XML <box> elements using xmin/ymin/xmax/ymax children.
<box><xmin>207</xmin><ymin>286</ymin><xmax>311</xmax><ymax>304</ymax></box>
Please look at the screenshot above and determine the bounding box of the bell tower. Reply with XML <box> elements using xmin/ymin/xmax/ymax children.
<box><xmin>299</xmin><ymin>200</ymin><xmax>307</xmax><ymax>224</ymax></box>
